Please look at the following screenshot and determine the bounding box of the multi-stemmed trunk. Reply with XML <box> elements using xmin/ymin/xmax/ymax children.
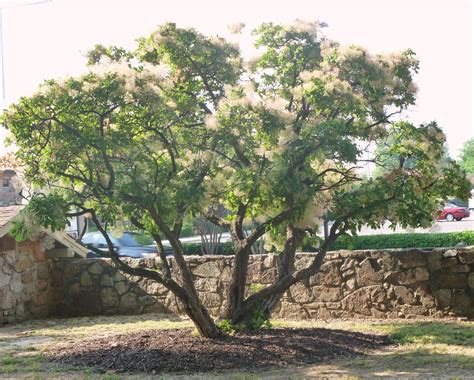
<box><xmin>221</xmin><ymin>221</ymin><xmax>343</xmax><ymax>327</ymax></box>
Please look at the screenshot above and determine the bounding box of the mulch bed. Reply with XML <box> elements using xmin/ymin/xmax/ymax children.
<box><xmin>47</xmin><ymin>327</ymin><xmax>392</xmax><ymax>374</ymax></box>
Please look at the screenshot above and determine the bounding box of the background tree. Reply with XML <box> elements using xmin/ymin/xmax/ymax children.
<box><xmin>459</xmin><ymin>138</ymin><xmax>474</xmax><ymax>180</ymax></box>
<box><xmin>2</xmin><ymin>21</ymin><xmax>470</xmax><ymax>337</ymax></box>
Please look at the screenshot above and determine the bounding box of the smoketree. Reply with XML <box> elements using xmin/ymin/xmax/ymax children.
<box><xmin>3</xmin><ymin>21</ymin><xmax>469</xmax><ymax>336</ymax></box>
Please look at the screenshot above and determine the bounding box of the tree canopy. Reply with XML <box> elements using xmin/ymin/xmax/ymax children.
<box><xmin>459</xmin><ymin>138</ymin><xmax>474</xmax><ymax>178</ymax></box>
<box><xmin>2</xmin><ymin>20</ymin><xmax>470</xmax><ymax>338</ymax></box>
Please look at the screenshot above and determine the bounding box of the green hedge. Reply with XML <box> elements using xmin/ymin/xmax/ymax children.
<box><xmin>181</xmin><ymin>231</ymin><xmax>474</xmax><ymax>255</ymax></box>
<box><xmin>181</xmin><ymin>241</ymin><xmax>234</xmax><ymax>255</ymax></box>
<box><xmin>303</xmin><ymin>231</ymin><xmax>474</xmax><ymax>251</ymax></box>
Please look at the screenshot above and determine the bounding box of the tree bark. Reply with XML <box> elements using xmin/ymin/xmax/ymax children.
<box><xmin>229</xmin><ymin>220</ymin><xmax>344</xmax><ymax>326</ymax></box>
<box><xmin>91</xmin><ymin>211</ymin><xmax>221</xmax><ymax>339</ymax></box>
<box><xmin>231</xmin><ymin>224</ymin><xmax>302</xmax><ymax>325</ymax></box>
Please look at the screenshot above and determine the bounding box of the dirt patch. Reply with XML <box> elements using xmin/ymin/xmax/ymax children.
<box><xmin>47</xmin><ymin>327</ymin><xmax>391</xmax><ymax>374</ymax></box>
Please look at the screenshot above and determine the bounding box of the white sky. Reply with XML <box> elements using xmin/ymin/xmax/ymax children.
<box><xmin>0</xmin><ymin>0</ymin><xmax>472</xmax><ymax>158</ymax></box>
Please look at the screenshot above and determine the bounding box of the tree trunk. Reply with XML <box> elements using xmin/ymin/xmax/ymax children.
<box><xmin>228</xmin><ymin>221</ymin><xmax>343</xmax><ymax>326</ymax></box>
<box><xmin>184</xmin><ymin>301</ymin><xmax>221</xmax><ymax>338</ymax></box>
<box><xmin>90</xmin><ymin>211</ymin><xmax>221</xmax><ymax>339</ymax></box>
<box><xmin>221</xmin><ymin>243</ymin><xmax>252</xmax><ymax>322</ymax></box>
<box><xmin>230</xmin><ymin>224</ymin><xmax>300</xmax><ymax>325</ymax></box>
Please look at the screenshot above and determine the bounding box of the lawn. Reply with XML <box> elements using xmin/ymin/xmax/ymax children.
<box><xmin>1</xmin><ymin>314</ymin><xmax>473</xmax><ymax>379</ymax></box>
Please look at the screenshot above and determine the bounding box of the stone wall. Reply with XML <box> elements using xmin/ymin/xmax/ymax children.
<box><xmin>50</xmin><ymin>259</ymin><xmax>164</xmax><ymax>317</ymax></box>
<box><xmin>0</xmin><ymin>236</ymin><xmax>53</xmax><ymax>324</ymax></box>
<box><xmin>49</xmin><ymin>247</ymin><xmax>474</xmax><ymax>320</ymax></box>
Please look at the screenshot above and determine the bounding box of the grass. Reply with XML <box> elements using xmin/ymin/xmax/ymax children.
<box><xmin>0</xmin><ymin>314</ymin><xmax>473</xmax><ymax>379</ymax></box>
<box><xmin>0</xmin><ymin>350</ymin><xmax>44</xmax><ymax>374</ymax></box>
<box><xmin>14</xmin><ymin>313</ymin><xmax>193</xmax><ymax>339</ymax></box>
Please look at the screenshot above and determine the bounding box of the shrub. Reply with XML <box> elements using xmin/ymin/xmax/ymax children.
<box><xmin>303</xmin><ymin>231</ymin><xmax>474</xmax><ymax>251</ymax></box>
<box><xmin>181</xmin><ymin>241</ymin><xmax>234</xmax><ymax>255</ymax></box>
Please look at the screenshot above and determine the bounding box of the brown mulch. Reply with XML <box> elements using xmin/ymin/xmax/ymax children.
<box><xmin>47</xmin><ymin>328</ymin><xmax>392</xmax><ymax>374</ymax></box>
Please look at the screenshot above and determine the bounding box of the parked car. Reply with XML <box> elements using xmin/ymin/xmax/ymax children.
<box><xmin>435</xmin><ymin>204</ymin><xmax>470</xmax><ymax>222</ymax></box>
<box><xmin>82</xmin><ymin>231</ymin><xmax>171</xmax><ymax>258</ymax></box>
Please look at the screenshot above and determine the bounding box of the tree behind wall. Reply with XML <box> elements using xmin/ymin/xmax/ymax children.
<box><xmin>459</xmin><ymin>138</ymin><xmax>474</xmax><ymax>181</ymax></box>
<box><xmin>2</xmin><ymin>21</ymin><xmax>470</xmax><ymax>337</ymax></box>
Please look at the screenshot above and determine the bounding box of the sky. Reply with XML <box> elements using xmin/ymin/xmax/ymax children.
<box><xmin>0</xmin><ymin>0</ymin><xmax>472</xmax><ymax>158</ymax></box>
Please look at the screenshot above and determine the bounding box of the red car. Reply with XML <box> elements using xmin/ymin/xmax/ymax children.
<box><xmin>435</xmin><ymin>204</ymin><xmax>470</xmax><ymax>221</ymax></box>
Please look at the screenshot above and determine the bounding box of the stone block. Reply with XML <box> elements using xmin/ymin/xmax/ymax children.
<box><xmin>200</xmin><ymin>292</ymin><xmax>221</xmax><ymax>308</ymax></box>
<box><xmin>345</xmin><ymin>277</ymin><xmax>357</xmax><ymax>291</ymax></box>
<box><xmin>192</xmin><ymin>261</ymin><xmax>221</xmax><ymax>278</ymax></box>
<box><xmin>101</xmin><ymin>288</ymin><xmax>119</xmax><ymax>308</ymax></box>
<box><xmin>219</xmin><ymin>266</ymin><xmax>232</xmax><ymax>282</ymax></box>
<box><xmin>100</xmin><ymin>274</ymin><xmax>114</xmax><ymax>287</ymax></box>
<box><xmin>257</xmin><ymin>268</ymin><xmax>276</xmax><ymax>284</ymax></box>
<box><xmin>356</xmin><ymin>258</ymin><xmax>383</xmax><ymax>286</ymax></box>
<box><xmin>36</xmin><ymin>279</ymin><xmax>48</xmax><ymax>291</ymax></box>
<box><xmin>427</xmin><ymin>251</ymin><xmax>443</xmax><ymax>271</ymax></box>
<box><xmin>340</xmin><ymin>258</ymin><xmax>357</xmax><ymax>272</ymax></box>
<box><xmin>393</xmin><ymin>286</ymin><xmax>415</xmax><ymax>305</ymax></box>
<box><xmin>21</xmin><ymin>283</ymin><xmax>36</xmax><ymax>300</ymax></box>
<box><xmin>390</xmin><ymin>268</ymin><xmax>428</xmax><ymax>286</ymax></box>
<box><xmin>468</xmin><ymin>273</ymin><xmax>474</xmax><ymax>289</ymax></box>
<box><xmin>263</xmin><ymin>254</ymin><xmax>276</xmax><ymax>269</ymax></box>
<box><xmin>397</xmin><ymin>250</ymin><xmax>427</xmax><ymax>269</ymax></box>
<box><xmin>442</xmin><ymin>249</ymin><xmax>458</xmax><ymax>258</ymax></box>
<box><xmin>452</xmin><ymin>290</ymin><xmax>471</xmax><ymax>312</ymax></box>
<box><xmin>88</xmin><ymin>262</ymin><xmax>103</xmax><ymax>275</ymax></box>
<box><xmin>312</xmin><ymin>286</ymin><xmax>343</xmax><ymax>302</ymax></box>
<box><xmin>448</xmin><ymin>264</ymin><xmax>471</xmax><ymax>273</ymax></box>
<box><xmin>433</xmin><ymin>289</ymin><xmax>452</xmax><ymax>308</ymax></box>
<box><xmin>369</xmin><ymin>285</ymin><xmax>387</xmax><ymax>304</ymax></box>
<box><xmin>73</xmin><ymin>291</ymin><xmax>102</xmax><ymax>316</ymax></box>
<box><xmin>309</xmin><ymin>261</ymin><xmax>342</xmax><ymax>287</ymax></box>
<box><xmin>21</xmin><ymin>271</ymin><xmax>33</xmax><ymax>284</ymax></box>
<box><xmin>138</xmin><ymin>295</ymin><xmax>156</xmax><ymax>307</ymax></box>
<box><xmin>279</xmin><ymin>302</ymin><xmax>308</xmax><ymax>319</ymax></box>
<box><xmin>342</xmin><ymin>268</ymin><xmax>355</xmax><ymax>278</ymax></box>
<box><xmin>0</xmin><ymin>271</ymin><xmax>10</xmax><ymax>287</ymax></box>
<box><xmin>18</xmin><ymin>241</ymin><xmax>34</xmax><ymax>253</ymax></box>
<box><xmin>432</xmin><ymin>273</ymin><xmax>468</xmax><ymax>289</ymax></box>
<box><xmin>194</xmin><ymin>278</ymin><xmax>219</xmax><ymax>292</ymax></box>
<box><xmin>33</xmin><ymin>291</ymin><xmax>49</xmax><ymax>306</ymax></box>
<box><xmin>440</xmin><ymin>257</ymin><xmax>458</xmax><ymax>269</ymax></box>
<box><xmin>381</xmin><ymin>255</ymin><xmax>399</xmax><ymax>272</ymax></box>
<box><xmin>294</xmin><ymin>256</ymin><xmax>313</xmax><ymax>271</ymax></box>
<box><xmin>340</xmin><ymin>287</ymin><xmax>372</xmax><ymax>316</ymax></box>
<box><xmin>415</xmin><ymin>267</ymin><xmax>430</xmax><ymax>282</ymax></box>
<box><xmin>120</xmin><ymin>292</ymin><xmax>138</xmax><ymax>310</ymax></box>
<box><xmin>63</xmin><ymin>262</ymin><xmax>84</xmax><ymax>279</ymax></box>
<box><xmin>1</xmin><ymin>236</ymin><xmax>16</xmax><ymax>251</ymax></box>
<box><xmin>290</xmin><ymin>283</ymin><xmax>313</xmax><ymax>303</ymax></box>
<box><xmin>400</xmin><ymin>304</ymin><xmax>429</xmax><ymax>317</ymax></box>
<box><xmin>14</xmin><ymin>255</ymin><xmax>32</xmax><ymax>272</ymax></box>
<box><xmin>9</xmin><ymin>273</ymin><xmax>23</xmax><ymax>294</ymax></box>
<box><xmin>37</xmin><ymin>263</ymin><xmax>50</xmax><ymax>280</ymax></box>
<box><xmin>458</xmin><ymin>250</ymin><xmax>474</xmax><ymax>264</ymax></box>
<box><xmin>1</xmin><ymin>287</ymin><xmax>15</xmax><ymax>309</ymax></box>
<box><xmin>144</xmin><ymin>281</ymin><xmax>166</xmax><ymax>296</ymax></box>
<box><xmin>414</xmin><ymin>285</ymin><xmax>436</xmax><ymax>308</ymax></box>
<box><xmin>247</xmin><ymin>261</ymin><xmax>263</xmax><ymax>283</ymax></box>
<box><xmin>80</xmin><ymin>272</ymin><xmax>93</xmax><ymax>287</ymax></box>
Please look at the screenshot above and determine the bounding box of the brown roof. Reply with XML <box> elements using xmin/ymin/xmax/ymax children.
<box><xmin>0</xmin><ymin>204</ymin><xmax>87</xmax><ymax>257</ymax></box>
<box><xmin>0</xmin><ymin>205</ymin><xmax>24</xmax><ymax>230</ymax></box>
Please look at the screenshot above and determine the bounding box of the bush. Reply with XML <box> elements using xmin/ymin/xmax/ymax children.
<box><xmin>182</xmin><ymin>231</ymin><xmax>474</xmax><ymax>255</ymax></box>
<box><xmin>181</xmin><ymin>241</ymin><xmax>234</xmax><ymax>255</ymax></box>
<box><xmin>303</xmin><ymin>231</ymin><xmax>474</xmax><ymax>251</ymax></box>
